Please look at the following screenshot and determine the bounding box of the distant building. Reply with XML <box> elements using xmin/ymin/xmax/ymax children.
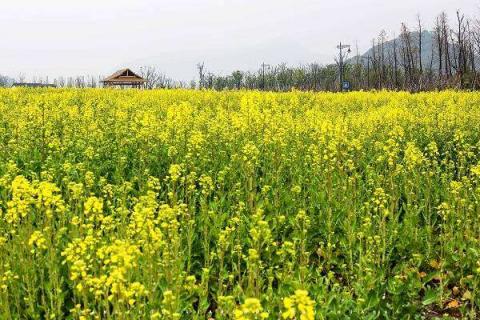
<box><xmin>12</xmin><ymin>83</ymin><xmax>56</xmax><ymax>88</ymax></box>
<box><xmin>101</xmin><ymin>68</ymin><xmax>146</xmax><ymax>89</ymax></box>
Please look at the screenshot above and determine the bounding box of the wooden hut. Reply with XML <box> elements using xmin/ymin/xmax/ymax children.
<box><xmin>101</xmin><ymin>68</ymin><xmax>146</xmax><ymax>88</ymax></box>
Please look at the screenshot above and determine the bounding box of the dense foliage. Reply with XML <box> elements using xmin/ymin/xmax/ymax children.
<box><xmin>0</xmin><ymin>89</ymin><xmax>480</xmax><ymax>319</ymax></box>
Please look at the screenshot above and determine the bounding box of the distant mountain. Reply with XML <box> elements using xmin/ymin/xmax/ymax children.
<box><xmin>347</xmin><ymin>31</ymin><xmax>435</xmax><ymax>69</ymax></box>
<box><xmin>347</xmin><ymin>30</ymin><xmax>478</xmax><ymax>72</ymax></box>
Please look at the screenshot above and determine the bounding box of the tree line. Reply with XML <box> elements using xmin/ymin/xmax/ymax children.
<box><xmin>198</xmin><ymin>10</ymin><xmax>479</xmax><ymax>92</ymax></box>
<box><xmin>1</xmin><ymin>10</ymin><xmax>478</xmax><ymax>92</ymax></box>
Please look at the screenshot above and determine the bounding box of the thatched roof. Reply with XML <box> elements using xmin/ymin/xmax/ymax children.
<box><xmin>102</xmin><ymin>68</ymin><xmax>146</xmax><ymax>84</ymax></box>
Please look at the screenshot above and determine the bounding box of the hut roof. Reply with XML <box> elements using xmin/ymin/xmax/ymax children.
<box><xmin>102</xmin><ymin>68</ymin><xmax>146</xmax><ymax>84</ymax></box>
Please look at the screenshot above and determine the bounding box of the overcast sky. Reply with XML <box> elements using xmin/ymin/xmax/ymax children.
<box><xmin>1</xmin><ymin>0</ymin><xmax>478</xmax><ymax>81</ymax></box>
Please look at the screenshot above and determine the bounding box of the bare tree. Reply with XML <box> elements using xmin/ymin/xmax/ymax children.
<box><xmin>417</xmin><ymin>15</ymin><xmax>423</xmax><ymax>74</ymax></box>
<box><xmin>89</xmin><ymin>76</ymin><xmax>97</xmax><ymax>88</ymax></box>
<box><xmin>435</xmin><ymin>15</ymin><xmax>444</xmax><ymax>78</ymax></box>
<box><xmin>379</xmin><ymin>30</ymin><xmax>387</xmax><ymax>87</ymax></box>
<box><xmin>472</xmin><ymin>18</ymin><xmax>480</xmax><ymax>89</ymax></box>
<box><xmin>58</xmin><ymin>76</ymin><xmax>66</xmax><ymax>88</ymax></box>
<box><xmin>140</xmin><ymin>66</ymin><xmax>166</xmax><ymax>89</ymax></box>
<box><xmin>67</xmin><ymin>77</ymin><xmax>74</xmax><ymax>88</ymax></box>
<box><xmin>400</xmin><ymin>23</ymin><xmax>413</xmax><ymax>89</ymax></box>
<box><xmin>440</xmin><ymin>12</ymin><xmax>452</xmax><ymax>78</ymax></box>
<box><xmin>17</xmin><ymin>73</ymin><xmax>26</xmax><ymax>83</ymax></box>
<box><xmin>466</xmin><ymin>20</ymin><xmax>477</xmax><ymax>89</ymax></box>
<box><xmin>206</xmin><ymin>72</ymin><xmax>214</xmax><ymax>89</ymax></box>
<box><xmin>0</xmin><ymin>75</ymin><xmax>13</xmax><ymax>87</ymax></box>
<box><xmin>197</xmin><ymin>62</ymin><xmax>206</xmax><ymax>89</ymax></box>
<box><xmin>231</xmin><ymin>70</ymin><xmax>243</xmax><ymax>90</ymax></box>
<box><xmin>454</xmin><ymin>10</ymin><xmax>467</xmax><ymax>87</ymax></box>
<box><xmin>75</xmin><ymin>76</ymin><xmax>85</xmax><ymax>88</ymax></box>
<box><xmin>393</xmin><ymin>33</ymin><xmax>399</xmax><ymax>88</ymax></box>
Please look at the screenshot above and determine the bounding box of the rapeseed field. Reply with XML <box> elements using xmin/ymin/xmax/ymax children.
<box><xmin>0</xmin><ymin>89</ymin><xmax>480</xmax><ymax>319</ymax></box>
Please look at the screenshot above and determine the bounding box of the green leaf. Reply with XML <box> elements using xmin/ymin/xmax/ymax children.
<box><xmin>422</xmin><ymin>288</ymin><xmax>439</xmax><ymax>306</ymax></box>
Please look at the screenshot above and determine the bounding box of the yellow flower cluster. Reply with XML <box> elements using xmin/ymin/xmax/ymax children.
<box><xmin>0</xmin><ymin>266</ymin><xmax>19</xmax><ymax>292</ymax></box>
<box><xmin>28</xmin><ymin>230</ymin><xmax>48</xmax><ymax>254</ymax></box>
<box><xmin>5</xmin><ymin>176</ymin><xmax>65</xmax><ymax>226</ymax></box>
<box><xmin>0</xmin><ymin>89</ymin><xmax>479</xmax><ymax>318</ymax></box>
<box><xmin>282</xmin><ymin>289</ymin><xmax>315</xmax><ymax>320</ymax></box>
<box><xmin>234</xmin><ymin>298</ymin><xmax>268</xmax><ymax>320</ymax></box>
<box><xmin>5</xmin><ymin>176</ymin><xmax>35</xmax><ymax>225</ymax></box>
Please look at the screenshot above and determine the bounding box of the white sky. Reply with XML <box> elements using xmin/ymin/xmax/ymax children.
<box><xmin>0</xmin><ymin>0</ymin><xmax>478</xmax><ymax>81</ymax></box>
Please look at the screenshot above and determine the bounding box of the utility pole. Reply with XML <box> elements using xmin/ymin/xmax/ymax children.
<box><xmin>261</xmin><ymin>62</ymin><xmax>270</xmax><ymax>90</ymax></box>
<box><xmin>337</xmin><ymin>42</ymin><xmax>351</xmax><ymax>92</ymax></box>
